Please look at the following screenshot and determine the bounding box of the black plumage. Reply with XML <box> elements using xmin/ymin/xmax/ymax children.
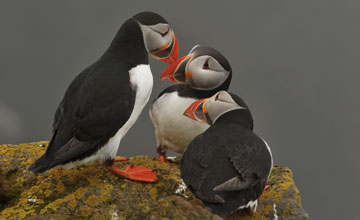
<box><xmin>180</xmin><ymin>93</ymin><xmax>271</xmax><ymax>217</ymax></box>
<box><xmin>28</xmin><ymin>12</ymin><xmax>177</xmax><ymax>182</ymax></box>
<box><xmin>150</xmin><ymin>46</ymin><xmax>248</xmax><ymax>161</ymax></box>
<box><xmin>29</xmin><ymin>18</ymin><xmax>147</xmax><ymax>173</ymax></box>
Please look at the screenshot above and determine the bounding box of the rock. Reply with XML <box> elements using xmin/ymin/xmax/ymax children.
<box><xmin>24</xmin><ymin>214</ymin><xmax>72</xmax><ymax>220</ymax></box>
<box><xmin>127</xmin><ymin>196</ymin><xmax>221</xmax><ymax>220</ymax></box>
<box><xmin>0</xmin><ymin>142</ymin><xmax>308</xmax><ymax>219</ymax></box>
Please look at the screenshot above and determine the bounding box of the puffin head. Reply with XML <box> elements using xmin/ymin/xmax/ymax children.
<box><xmin>133</xmin><ymin>12</ymin><xmax>179</xmax><ymax>63</ymax></box>
<box><xmin>183</xmin><ymin>91</ymin><xmax>246</xmax><ymax>125</ymax></box>
<box><xmin>161</xmin><ymin>45</ymin><xmax>232</xmax><ymax>90</ymax></box>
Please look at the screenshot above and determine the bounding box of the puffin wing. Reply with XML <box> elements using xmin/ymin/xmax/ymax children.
<box><xmin>181</xmin><ymin>128</ymin><xmax>229</xmax><ymax>204</ymax></box>
<box><xmin>37</xmin><ymin>63</ymin><xmax>136</xmax><ymax>168</ymax></box>
<box><xmin>214</xmin><ymin>130</ymin><xmax>271</xmax><ymax>192</ymax></box>
<box><xmin>180</xmin><ymin>132</ymin><xmax>214</xmax><ymax>191</ymax></box>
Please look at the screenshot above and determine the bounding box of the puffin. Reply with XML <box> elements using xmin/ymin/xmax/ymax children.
<box><xmin>150</xmin><ymin>45</ymin><xmax>251</xmax><ymax>162</ymax></box>
<box><xmin>180</xmin><ymin>91</ymin><xmax>273</xmax><ymax>218</ymax></box>
<box><xmin>28</xmin><ymin>12</ymin><xmax>179</xmax><ymax>183</ymax></box>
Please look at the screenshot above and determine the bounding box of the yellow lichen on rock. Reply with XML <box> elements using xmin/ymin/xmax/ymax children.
<box><xmin>81</xmin><ymin>207</ymin><xmax>94</xmax><ymax>218</ymax></box>
<box><xmin>0</xmin><ymin>142</ymin><xmax>308</xmax><ymax>220</ymax></box>
<box><xmin>67</xmin><ymin>198</ymin><xmax>77</xmax><ymax>210</ymax></box>
<box><xmin>99</xmin><ymin>184</ymin><xmax>113</xmax><ymax>203</ymax></box>
<box><xmin>74</xmin><ymin>187</ymin><xmax>88</xmax><ymax>200</ymax></box>
<box><xmin>148</xmin><ymin>186</ymin><xmax>158</xmax><ymax>201</ymax></box>
<box><xmin>93</xmin><ymin>214</ymin><xmax>108</xmax><ymax>220</ymax></box>
<box><xmin>86</xmin><ymin>195</ymin><xmax>99</xmax><ymax>207</ymax></box>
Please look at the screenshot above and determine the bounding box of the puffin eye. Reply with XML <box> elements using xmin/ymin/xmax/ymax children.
<box><xmin>203</xmin><ymin>60</ymin><xmax>210</xmax><ymax>69</ymax></box>
<box><xmin>215</xmin><ymin>93</ymin><xmax>220</xmax><ymax>100</ymax></box>
<box><xmin>160</xmin><ymin>28</ymin><xmax>169</xmax><ymax>37</ymax></box>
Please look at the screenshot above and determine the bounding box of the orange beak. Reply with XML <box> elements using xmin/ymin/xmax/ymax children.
<box><xmin>150</xmin><ymin>32</ymin><xmax>179</xmax><ymax>64</ymax></box>
<box><xmin>161</xmin><ymin>54</ymin><xmax>193</xmax><ymax>83</ymax></box>
<box><xmin>183</xmin><ymin>98</ymin><xmax>208</xmax><ymax>122</ymax></box>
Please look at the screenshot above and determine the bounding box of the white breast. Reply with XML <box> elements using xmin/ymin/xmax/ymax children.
<box><xmin>62</xmin><ymin>64</ymin><xmax>153</xmax><ymax>169</ymax></box>
<box><xmin>121</xmin><ymin>64</ymin><xmax>153</xmax><ymax>136</ymax></box>
<box><xmin>91</xmin><ymin>64</ymin><xmax>153</xmax><ymax>161</ymax></box>
<box><xmin>150</xmin><ymin>92</ymin><xmax>209</xmax><ymax>153</ymax></box>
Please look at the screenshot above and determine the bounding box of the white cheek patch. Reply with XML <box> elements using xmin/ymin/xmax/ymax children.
<box><xmin>208</xmin><ymin>57</ymin><xmax>225</xmax><ymax>72</ymax></box>
<box><xmin>204</xmin><ymin>94</ymin><xmax>246</xmax><ymax>123</ymax></box>
<box><xmin>150</xmin><ymin>23</ymin><xmax>169</xmax><ymax>34</ymax></box>
<box><xmin>187</xmin><ymin>55</ymin><xmax>229</xmax><ymax>90</ymax></box>
<box><xmin>138</xmin><ymin>23</ymin><xmax>171</xmax><ymax>52</ymax></box>
<box><xmin>192</xmin><ymin>70</ymin><xmax>229</xmax><ymax>90</ymax></box>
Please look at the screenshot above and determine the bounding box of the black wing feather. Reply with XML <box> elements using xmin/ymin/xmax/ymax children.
<box><xmin>181</xmin><ymin>132</ymin><xmax>215</xmax><ymax>191</ymax></box>
<box><xmin>30</xmin><ymin>61</ymin><xmax>136</xmax><ymax>172</ymax></box>
<box><xmin>221</xmin><ymin>129</ymin><xmax>272</xmax><ymax>190</ymax></box>
<box><xmin>53</xmin><ymin>62</ymin><xmax>135</xmax><ymax>153</ymax></box>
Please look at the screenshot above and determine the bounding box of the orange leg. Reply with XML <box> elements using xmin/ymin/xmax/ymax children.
<box><xmin>114</xmin><ymin>157</ymin><xmax>128</xmax><ymax>162</ymax></box>
<box><xmin>264</xmin><ymin>185</ymin><xmax>270</xmax><ymax>191</ymax></box>
<box><xmin>154</xmin><ymin>153</ymin><xmax>171</xmax><ymax>164</ymax></box>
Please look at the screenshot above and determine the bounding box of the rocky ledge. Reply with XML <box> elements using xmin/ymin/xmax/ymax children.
<box><xmin>0</xmin><ymin>142</ymin><xmax>308</xmax><ymax>220</ymax></box>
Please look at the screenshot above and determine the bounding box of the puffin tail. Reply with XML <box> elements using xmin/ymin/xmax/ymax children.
<box><xmin>29</xmin><ymin>154</ymin><xmax>52</xmax><ymax>173</ymax></box>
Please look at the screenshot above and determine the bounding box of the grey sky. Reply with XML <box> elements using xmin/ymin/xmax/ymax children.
<box><xmin>1</xmin><ymin>1</ymin><xmax>359</xmax><ymax>219</ymax></box>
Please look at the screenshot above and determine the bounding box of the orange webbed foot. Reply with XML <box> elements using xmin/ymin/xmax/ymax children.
<box><xmin>107</xmin><ymin>165</ymin><xmax>157</xmax><ymax>183</ymax></box>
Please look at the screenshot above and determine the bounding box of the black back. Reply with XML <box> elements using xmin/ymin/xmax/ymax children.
<box><xmin>106</xmin><ymin>18</ymin><xmax>148</xmax><ymax>65</ymax></box>
<box><xmin>29</xmin><ymin>16</ymin><xmax>149</xmax><ymax>172</ymax></box>
<box><xmin>180</xmin><ymin>110</ymin><xmax>271</xmax><ymax>217</ymax></box>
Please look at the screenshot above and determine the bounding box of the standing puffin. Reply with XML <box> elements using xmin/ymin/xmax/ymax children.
<box><xmin>180</xmin><ymin>91</ymin><xmax>273</xmax><ymax>218</ymax></box>
<box><xmin>150</xmin><ymin>45</ymin><xmax>251</xmax><ymax>162</ymax></box>
<box><xmin>29</xmin><ymin>12</ymin><xmax>179</xmax><ymax>183</ymax></box>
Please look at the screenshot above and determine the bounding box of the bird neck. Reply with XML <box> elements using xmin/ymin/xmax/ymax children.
<box><xmin>214</xmin><ymin>109</ymin><xmax>253</xmax><ymax>130</ymax></box>
<box><xmin>103</xmin><ymin>18</ymin><xmax>149</xmax><ymax>65</ymax></box>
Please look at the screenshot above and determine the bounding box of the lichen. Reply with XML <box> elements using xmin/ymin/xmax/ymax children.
<box><xmin>81</xmin><ymin>207</ymin><xmax>94</xmax><ymax>218</ymax></box>
<box><xmin>86</xmin><ymin>195</ymin><xmax>98</xmax><ymax>207</ymax></box>
<box><xmin>93</xmin><ymin>214</ymin><xmax>107</xmax><ymax>220</ymax></box>
<box><xmin>67</xmin><ymin>198</ymin><xmax>77</xmax><ymax>210</ymax></box>
<box><xmin>0</xmin><ymin>142</ymin><xmax>308</xmax><ymax>220</ymax></box>
<box><xmin>148</xmin><ymin>187</ymin><xmax>158</xmax><ymax>201</ymax></box>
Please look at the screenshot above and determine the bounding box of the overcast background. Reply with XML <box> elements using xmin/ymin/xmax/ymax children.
<box><xmin>1</xmin><ymin>1</ymin><xmax>359</xmax><ymax>219</ymax></box>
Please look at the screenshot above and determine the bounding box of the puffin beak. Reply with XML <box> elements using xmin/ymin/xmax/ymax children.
<box><xmin>160</xmin><ymin>54</ymin><xmax>193</xmax><ymax>83</ymax></box>
<box><xmin>150</xmin><ymin>31</ymin><xmax>179</xmax><ymax>64</ymax></box>
<box><xmin>183</xmin><ymin>98</ymin><xmax>208</xmax><ymax>122</ymax></box>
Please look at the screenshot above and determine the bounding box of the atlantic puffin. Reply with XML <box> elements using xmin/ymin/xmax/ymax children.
<box><xmin>29</xmin><ymin>12</ymin><xmax>179</xmax><ymax>183</ymax></box>
<box><xmin>180</xmin><ymin>91</ymin><xmax>273</xmax><ymax>217</ymax></box>
<box><xmin>150</xmin><ymin>45</ymin><xmax>251</xmax><ymax>162</ymax></box>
